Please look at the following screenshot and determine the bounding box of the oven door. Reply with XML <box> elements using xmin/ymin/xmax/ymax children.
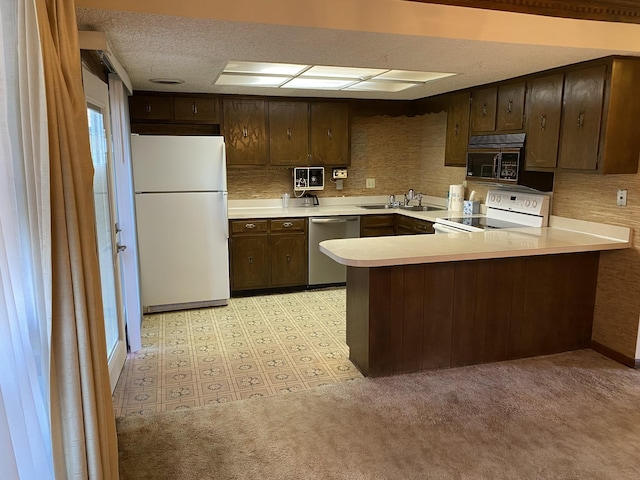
<box><xmin>466</xmin><ymin>149</ymin><xmax>499</xmax><ymax>180</ymax></box>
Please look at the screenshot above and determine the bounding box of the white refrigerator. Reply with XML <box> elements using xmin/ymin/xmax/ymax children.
<box><xmin>131</xmin><ymin>135</ymin><xmax>229</xmax><ymax>313</ymax></box>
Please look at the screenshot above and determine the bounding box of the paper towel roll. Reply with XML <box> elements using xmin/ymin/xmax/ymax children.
<box><xmin>449</xmin><ymin>184</ymin><xmax>464</xmax><ymax>212</ymax></box>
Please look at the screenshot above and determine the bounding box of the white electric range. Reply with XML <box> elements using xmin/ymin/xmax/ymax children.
<box><xmin>434</xmin><ymin>189</ymin><xmax>550</xmax><ymax>234</ymax></box>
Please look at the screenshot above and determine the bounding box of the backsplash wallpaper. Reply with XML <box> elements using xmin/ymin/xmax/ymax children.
<box><xmin>227</xmin><ymin>112</ymin><xmax>472</xmax><ymax>202</ymax></box>
<box><xmin>227</xmin><ymin>110</ymin><xmax>640</xmax><ymax>361</ymax></box>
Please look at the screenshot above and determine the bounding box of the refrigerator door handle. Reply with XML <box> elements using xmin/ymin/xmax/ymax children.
<box><xmin>222</xmin><ymin>192</ymin><xmax>229</xmax><ymax>239</ymax></box>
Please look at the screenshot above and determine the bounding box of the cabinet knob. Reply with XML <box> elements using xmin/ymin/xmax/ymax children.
<box><xmin>244</xmin><ymin>223</ymin><xmax>256</xmax><ymax>229</ymax></box>
<box><xmin>243</xmin><ymin>126</ymin><xmax>248</xmax><ymax>138</ymax></box>
<box><xmin>454</xmin><ymin>123</ymin><xmax>459</xmax><ymax>136</ymax></box>
<box><xmin>286</xmin><ymin>254</ymin><xmax>291</xmax><ymax>263</ymax></box>
<box><xmin>481</xmin><ymin>104</ymin><xmax>487</xmax><ymax>117</ymax></box>
<box><xmin>540</xmin><ymin>114</ymin><xmax>546</xmax><ymax>131</ymax></box>
<box><xmin>507</xmin><ymin>99</ymin><xmax>513</xmax><ymax>114</ymax></box>
<box><xmin>145</xmin><ymin>102</ymin><xmax>151</xmax><ymax>113</ymax></box>
<box><xmin>327</xmin><ymin>128</ymin><xmax>333</xmax><ymax>140</ymax></box>
<box><xmin>287</xmin><ymin>128</ymin><xmax>291</xmax><ymax>140</ymax></box>
<box><xmin>577</xmin><ymin>110</ymin><xmax>585</xmax><ymax>128</ymax></box>
<box><xmin>283</xmin><ymin>222</ymin><xmax>293</xmax><ymax>228</ymax></box>
<box><xmin>192</xmin><ymin>103</ymin><xmax>198</xmax><ymax>115</ymax></box>
<box><xmin>248</xmin><ymin>256</ymin><xmax>253</xmax><ymax>265</ymax></box>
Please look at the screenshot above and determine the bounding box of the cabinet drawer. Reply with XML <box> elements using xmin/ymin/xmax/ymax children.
<box><xmin>271</xmin><ymin>218</ymin><xmax>306</xmax><ymax>232</ymax></box>
<box><xmin>230</xmin><ymin>220</ymin><xmax>268</xmax><ymax>234</ymax></box>
<box><xmin>174</xmin><ymin>96</ymin><xmax>219</xmax><ymax>123</ymax></box>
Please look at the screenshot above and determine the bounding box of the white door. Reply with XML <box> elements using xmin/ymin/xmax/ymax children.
<box><xmin>83</xmin><ymin>67</ymin><xmax>126</xmax><ymax>392</ymax></box>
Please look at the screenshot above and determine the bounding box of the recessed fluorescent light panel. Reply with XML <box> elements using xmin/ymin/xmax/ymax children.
<box><xmin>214</xmin><ymin>61</ymin><xmax>455</xmax><ymax>92</ymax></box>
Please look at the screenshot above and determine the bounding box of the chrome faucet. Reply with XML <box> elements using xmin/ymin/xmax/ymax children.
<box><xmin>389</xmin><ymin>194</ymin><xmax>396</xmax><ymax>207</ymax></box>
<box><xmin>404</xmin><ymin>189</ymin><xmax>415</xmax><ymax>206</ymax></box>
<box><xmin>404</xmin><ymin>189</ymin><xmax>423</xmax><ymax>206</ymax></box>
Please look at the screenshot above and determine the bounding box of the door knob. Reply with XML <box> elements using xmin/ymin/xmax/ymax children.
<box><xmin>116</xmin><ymin>243</ymin><xmax>127</xmax><ymax>252</ymax></box>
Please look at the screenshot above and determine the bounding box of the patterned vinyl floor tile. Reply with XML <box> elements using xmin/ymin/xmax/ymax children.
<box><xmin>112</xmin><ymin>287</ymin><xmax>363</xmax><ymax>417</ymax></box>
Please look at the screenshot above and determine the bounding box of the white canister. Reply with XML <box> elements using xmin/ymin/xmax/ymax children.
<box><xmin>448</xmin><ymin>184</ymin><xmax>464</xmax><ymax>212</ymax></box>
<box><xmin>282</xmin><ymin>193</ymin><xmax>290</xmax><ymax>208</ymax></box>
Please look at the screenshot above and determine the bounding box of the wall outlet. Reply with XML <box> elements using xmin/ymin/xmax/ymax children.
<box><xmin>366</xmin><ymin>178</ymin><xmax>376</xmax><ymax>188</ymax></box>
<box><xmin>617</xmin><ymin>189</ymin><xmax>628</xmax><ymax>207</ymax></box>
<box><xmin>336</xmin><ymin>179</ymin><xmax>344</xmax><ymax>190</ymax></box>
<box><xmin>332</xmin><ymin>167</ymin><xmax>348</xmax><ymax>179</ymax></box>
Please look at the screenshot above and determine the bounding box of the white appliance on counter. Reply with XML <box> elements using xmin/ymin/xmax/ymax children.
<box><xmin>434</xmin><ymin>189</ymin><xmax>550</xmax><ymax>234</ymax></box>
<box><xmin>131</xmin><ymin>135</ymin><xmax>229</xmax><ymax>313</ymax></box>
<box><xmin>308</xmin><ymin>216</ymin><xmax>360</xmax><ymax>285</ymax></box>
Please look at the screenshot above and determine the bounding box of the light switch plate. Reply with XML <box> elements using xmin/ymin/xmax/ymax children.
<box><xmin>366</xmin><ymin>178</ymin><xmax>375</xmax><ymax>188</ymax></box>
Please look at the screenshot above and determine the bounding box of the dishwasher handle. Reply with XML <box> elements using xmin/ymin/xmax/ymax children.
<box><xmin>310</xmin><ymin>216</ymin><xmax>359</xmax><ymax>224</ymax></box>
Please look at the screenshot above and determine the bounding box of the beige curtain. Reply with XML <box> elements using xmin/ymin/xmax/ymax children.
<box><xmin>35</xmin><ymin>0</ymin><xmax>119</xmax><ymax>478</ymax></box>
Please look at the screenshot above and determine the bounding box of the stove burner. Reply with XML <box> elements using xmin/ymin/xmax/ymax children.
<box><xmin>441</xmin><ymin>216</ymin><xmax>527</xmax><ymax>230</ymax></box>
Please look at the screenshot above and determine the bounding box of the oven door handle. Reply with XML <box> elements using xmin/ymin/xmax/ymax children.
<box><xmin>311</xmin><ymin>217</ymin><xmax>359</xmax><ymax>224</ymax></box>
<box><xmin>493</xmin><ymin>152</ymin><xmax>500</xmax><ymax>179</ymax></box>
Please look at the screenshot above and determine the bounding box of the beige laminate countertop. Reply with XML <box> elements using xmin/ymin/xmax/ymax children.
<box><xmin>319</xmin><ymin>217</ymin><xmax>632</xmax><ymax>267</ymax></box>
<box><xmin>227</xmin><ymin>196</ymin><xmax>632</xmax><ymax>268</ymax></box>
<box><xmin>228</xmin><ymin>201</ymin><xmax>449</xmax><ymax>222</ymax></box>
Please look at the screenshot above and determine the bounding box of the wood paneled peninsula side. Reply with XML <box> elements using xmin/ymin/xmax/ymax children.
<box><xmin>320</xmin><ymin>219</ymin><xmax>631</xmax><ymax>377</ymax></box>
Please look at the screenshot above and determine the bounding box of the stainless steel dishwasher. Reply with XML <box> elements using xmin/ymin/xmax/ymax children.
<box><xmin>308</xmin><ymin>216</ymin><xmax>360</xmax><ymax>286</ymax></box>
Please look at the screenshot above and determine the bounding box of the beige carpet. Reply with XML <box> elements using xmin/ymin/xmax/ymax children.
<box><xmin>117</xmin><ymin>349</ymin><xmax>640</xmax><ymax>479</ymax></box>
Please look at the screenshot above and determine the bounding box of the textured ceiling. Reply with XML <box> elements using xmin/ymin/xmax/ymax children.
<box><xmin>75</xmin><ymin>1</ymin><xmax>640</xmax><ymax>100</ymax></box>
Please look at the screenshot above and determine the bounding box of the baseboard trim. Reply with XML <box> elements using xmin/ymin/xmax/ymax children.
<box><xmin>591</xmin><ymin>341</ymin><xmax>640</xmax><ymax>369</ymax></box>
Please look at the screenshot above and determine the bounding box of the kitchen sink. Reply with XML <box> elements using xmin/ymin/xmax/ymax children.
<box><xmin>358</xmin><ymin>204</ymin><xmax>393</xmax><ymax>210</ymax></box>
<box><xmin>400</xmin><ymin>205</ymin><xmax>445</xmax><ymax>212</ymax></box>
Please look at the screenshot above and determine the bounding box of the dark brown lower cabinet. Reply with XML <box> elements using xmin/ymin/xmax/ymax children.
<box><xmin>346</xmin><ymin>252</ymin><xmax>599</xmax><ymax>377</ymax></box>
<box><xmin>230</xmin><ymin>235</ymin><xmax>270</xmax><ymax>291</ymax></box>
<box><xmin>361</xmin><ymin>214</ymin><xmax>434</xmax><ymax>236</ymax></box>
<box><xmin>395</xmin><ymin>215</ymin><xmax>434</xmax><ymax>235</ymax></box>
<box><xmin>271</xmin><ymin>232</ymin><xmax>307</xmax><ymax>287</ymax></box>
<box><xmin>230</xmin><ymin>218</ymin><xmax>307</xmax><ymax>292</ymax></box>
<box><xmin>360</xmin><ymin>214</ymin><xmax>395</xmax><ymax>237</ymax></box>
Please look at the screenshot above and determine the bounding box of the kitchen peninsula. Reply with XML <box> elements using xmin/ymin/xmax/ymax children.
<box><xmin>320</xmin><ymin>218</ymin><xmax>631</xmax><ymax>377</ymax></box>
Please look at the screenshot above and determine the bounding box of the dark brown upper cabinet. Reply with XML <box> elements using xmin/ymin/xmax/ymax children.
<box><xmin>557</xmin><ymin>58</ymin><xmax>640</xmax><ymax>174</ymax></box>
<box><xmin>496</xmin><ymin>82</ymin><xmax>526</xmax><ymax>131</ymax></box>
<box><xmin>557</xmin><ymin>64</ymin><xmax>606</xmax><ymax>171</ymax></box>
<box><xmin>310</xmin><ymin>102</ymin><xmax>350</xmax><ymax>166</ymax></box>
<box><xmin>470</xmin><ymin>87</ymin><xmax>497</xmax><ymax>133</ymax></box>
<box><xmin>269</xmin><ymin>101</ymin><xmax>310</xmax><ymax>166</ymax></box>
<box><xmin>223</xmin><ymin>98</ymin><xmax>269</xmax><ymax>166</ymax></box>
<box><xmin>130</xmin><ymin>95</ymin><xmax>172</xmax><ymax>121</ymax></box>
<box><xmin>267</xmin><ymin>100</ymin><xmax>349</xmax><ymax>167</ymax></box>
<box><xmin>524</xmin><ymin>73</ymin><xmax>564</xmax><ymax>169</ymax></box>
<box><xmin>445</xmin><ymin>91</ymin><xmax>471</xmax><ymax>167</ymax></box>
<box><xmin>173</xmin><ymin>96</ymin><xmax>219</xmax><ymax>123</ymax></box>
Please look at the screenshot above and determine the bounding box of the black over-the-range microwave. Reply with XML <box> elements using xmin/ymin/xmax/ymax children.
<box><xmin>466</xmin><ymin>133</ymin><xmax>554</xmax><ymax>191</ymax></box>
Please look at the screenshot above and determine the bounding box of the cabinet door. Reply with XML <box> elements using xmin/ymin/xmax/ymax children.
<box><xmin>271</xmin><ymin>234</ymin><xmax>307</xmax><ymax>287</ymax></box>
<box><xmin>558</xmin><ymin>65</ymin><xmax>606</xmax><ymax>171</ymax></box>
<box><xmin>525</xmin><ymin>73</ymin><xmax>564</xmax><ymax>169</ymax></box>
<box><xmin>174</xmin><ymin>96</ymin><xmax>219</xmax><ymax>123</ymax></box>
<box><xmin>360</xmin><ymin>214</ymin><xmax>395</xmax><ymax>237</ymax></box>
<box><xmin>230</xmin><ymin>236</ymin><xmax>270</xmax><ymax>290</ymax></box>
<box><xmin>223</xmin><ymin>98</ymin><xmax>269</xmax><ymax>166</ymax></box>
<box><xmin>445</xmin><ymin>91</ymin><xmax>471</xmax><ymax>167</ymax></box>
<box><xmin>129</xmin><ymin>95</ymin><xmax>172</xmax><ymax>121</ymax></box>
<box><xmin>470</xmin><ymin>87</ymin><xmax>497</xmax><ymax>132</ymax></box>
<box><xmin>269</xmin><ymin>101</ymin><xmax>309</xmax><ymax>166</ymax></box>
<box><xmin>496</xmin><ymin>82</ymin><xmax>525</xmax><ymax>131</ymax></box>
<box><xmin>310</xmin><ymin>103</ymin><xmax>349</xmax><ymax>165</ymax></box>
<box><xmin>412</xmin><ymin>219</ymin><xmax>434</xmax><ymax>235</ymax></box>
